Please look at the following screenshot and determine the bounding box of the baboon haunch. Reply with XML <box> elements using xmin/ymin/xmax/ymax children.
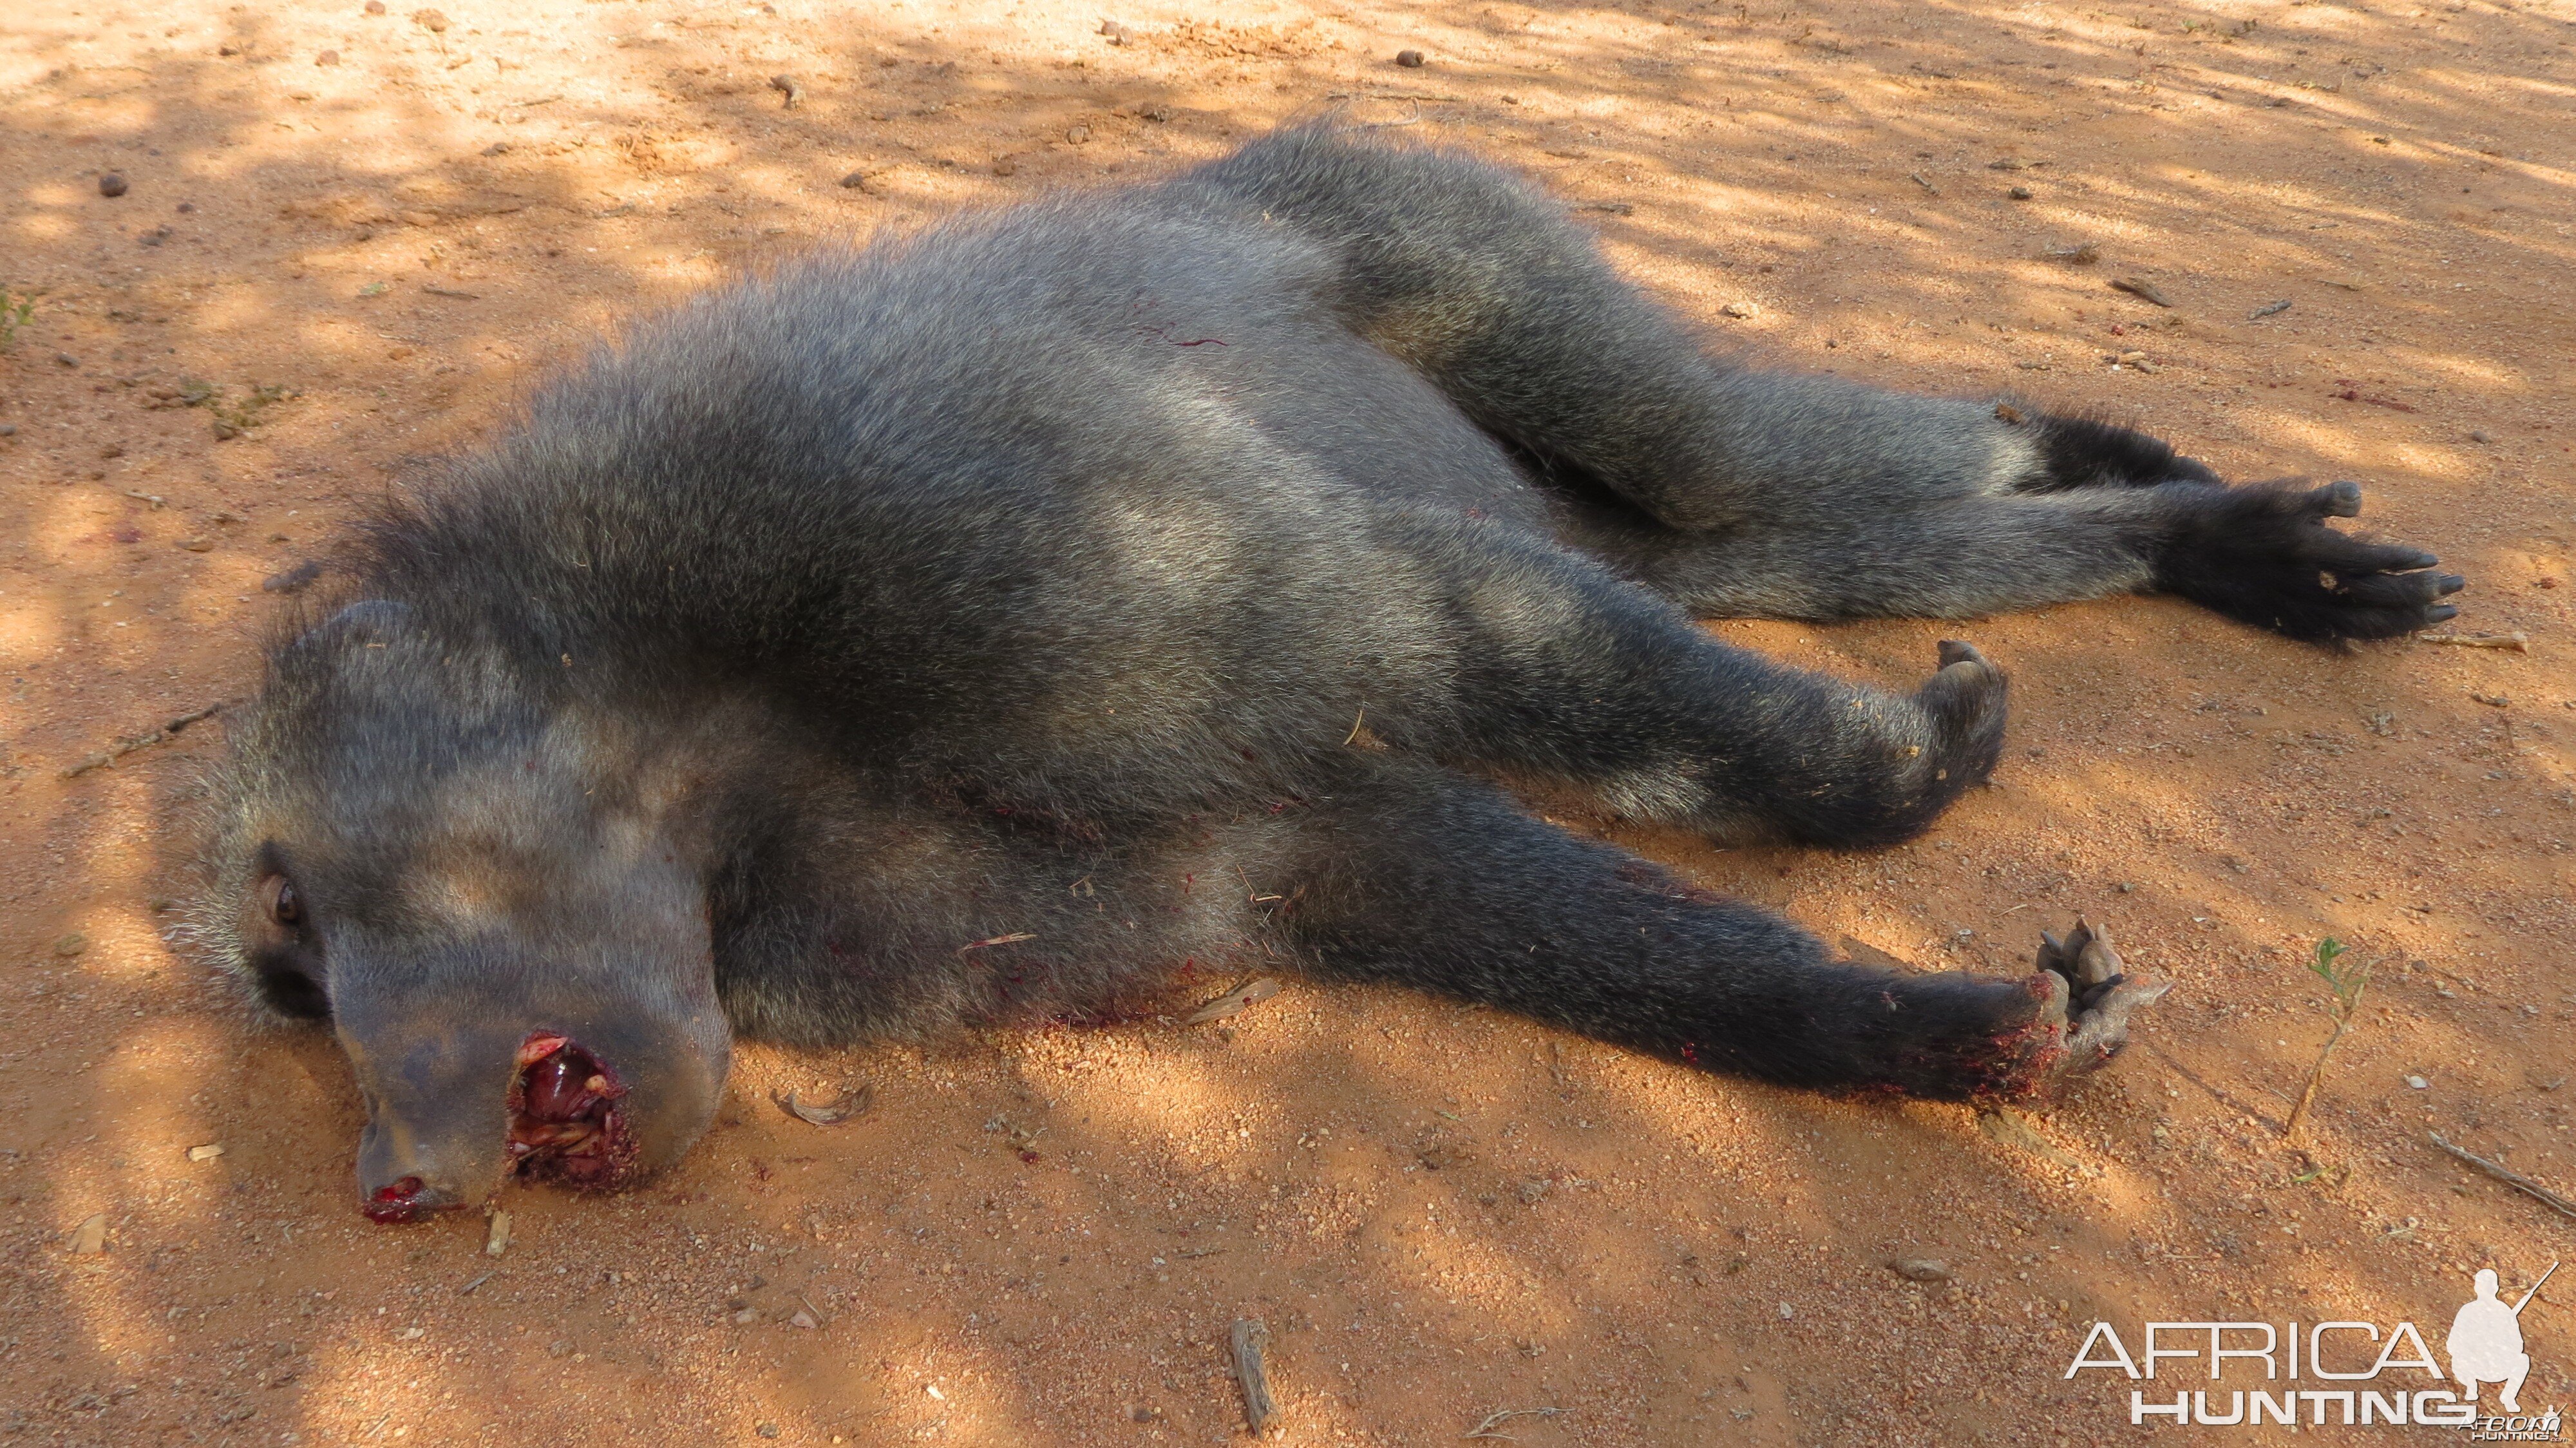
<box><xmin>201</xmin><ymin>125</ymin><xmax>2459</xmax><ymax>1221</ymax></box>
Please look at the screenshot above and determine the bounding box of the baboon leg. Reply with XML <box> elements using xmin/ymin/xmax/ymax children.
<box><xmin>1186</xmin><ymin>128</ymin><xmax>2464</xmax><ymax>641</ymax></box>
<box><xmin>1274</xmin><ymin>761</ymin><xmax>2165</xmax><ymax>1099</ymax></box>
<box><xmin>1366</xmin><ymin>519</ymin><xmax>2005</xmax><ymax>850</ymax></box>
<box><xmin>1183</xmin><ymin>126</ymin><xmax>2206</xmax><ymax>531</ymax></box>
<box><xmin>1561</xmin><ymin>476</ymin><xmax>2468</xmax><ymax>640</ymax></box>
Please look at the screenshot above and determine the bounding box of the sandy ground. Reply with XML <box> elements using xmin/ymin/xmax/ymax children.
<box><xmin>3</xmin><ymin>0</ymin><xmax>2573</xmax><ymax>1442</ymax></box>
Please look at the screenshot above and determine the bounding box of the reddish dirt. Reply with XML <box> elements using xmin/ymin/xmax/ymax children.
<box><xmin>3</xmin><ymin>0</ymin><xmax>2571</xmax><ymax>1443</ymax></box>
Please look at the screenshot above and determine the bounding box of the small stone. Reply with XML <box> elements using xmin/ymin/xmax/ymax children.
<box><xmin>838</xmin><ymin>170</ymin><xmax>875</xmax><ymax>191</ymax></box>
<box><xmin>70</xmin><ymin>1214</ymin><xmax>108</xmax><ymax>1254</ymax></box>
<box><xmin>1395</xmin><ymin>48</ymin><xmax>1426</xmax><ymax>67</ymax></box>
<box><xmin>1137</xmin><ymin>104</ymin><xmax>1171</xmax><ymax>122</ymax></box>
<box><xmin>992</xmin><ymin>157</ymin><xmax>1016</xmax><ymax>176</ymax></box>
<box><xmin>187</xmin><ymin>1143</ymin><xmax>225</xmax><ymax>1162</ymax></box>
<box><xmin>1719</xmin><ymin>301</ymin><xmax>1758</xmax><ymax>319</ymax></box>
<box><xmin>53</xmin><ymin>933</ymin><xmax>87</xmax><ymax>957</ymax></box>
<box><xmin>757</xmin><ymin>1426</ymin><xmax>781</xmax><ymax>1440</ymax></box>
<box><xmin>546</xmin><ymin>1338</ymin><xmax>572</xmax><ymax>1357</ymax></box>
<box><xmin>485</xmin><ymin>1210</ymin><xmax>511</xmax><ymax>1257</ymax></box>
<box><xmin>480</xmin><ymin>142</ymin><xmax>511</xmax><ymax>157</ymax></box>
<box><xmin>1889</xmin><ymin>1257</ymin><xmax>1951</xmax><ymax>1283</ymax></box>
<box><xmin>316</xmin><ymin>49</ymin><xmax>340</xmax><ymax>65</ymax></box>
<box><xmin>55</xmin><ymin>352</ymin><xmax>79</xmax><ymax>368</ymax></box>
<box><xmin>2406</xmin><ymin>1075</ymin><xmax>2430</xmax><ymax>1089</ymax></box>
<box><xmin>399</xmin><ymin>209</ymin><xmax>439</xmax><ymax>227</ymax></box>
<box><xmin>1516</xmin><ymin>1177</ymin><xmax>1551</xmax><ymax>1205</ymax></box>
<box><xmin>263</xmin><ymin>560</ymin><xmax>325</xmax><ymax>593</ymax></box>
<box><xmin>1098</xmin><ymin>19</ymin><xmax>1129</xmax><ymax>44</ymax></box>
<box><xmin>99</xmin><ymin>173</ymin><xmax>129</xmax><ymax>198</ymax></box>
<box><xmin>175</xmin><ymin>537</ymin><xmax>213</xmax><ymax>552</ymax></box>
<box><xmin>2468</xmin><ymin>429</ymin><xmax>2492</xmax><ymax>443</ymax></box>
<box><xmin>2007</xmin><ymin>185</ymin><xmax>2032</xmax><ymax>200</ymax></box>
<box><xmin>1777</xmin><ymin>1302</ymin><xmax>1795</xmax><ymax>1320</ymax></box>
<box><xmin>365</xmin><ymin>0</ymin><xmax>386</xmax><ymax>12</ymax></box>
<box><xmin>788</xmin><ymin>1308</ymin><xmax>819</xmax><ymax>1329</ymax></box>
<box><xmin>732</xmin><ymin>1307</ymin><xmax>759</xmax><ymax>1324</ymax></box>
<box><xmin>178</xmin><ymin>201</ymin><xmax>195</xmax><ymax>213</ymax></box>
<box><xmin>412</xmin><ymin>8</ymin><xmax>448</xmax><ymax>32</ymax></box>
<box><xmin>1065</xmin><ymin>124</ymin><xmax>1092</xmax><ymax>144</ymax></box>
<box><xmin>0</xmin><ymin>424</ymin><xmax>17</xmax><ymax>435</ymax></box>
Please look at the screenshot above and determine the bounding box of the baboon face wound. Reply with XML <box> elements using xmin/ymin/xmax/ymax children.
<box><xmin>207</xmin><ymin>602</ymin><xmax>732</xmax><ymax>1223</ymax></box>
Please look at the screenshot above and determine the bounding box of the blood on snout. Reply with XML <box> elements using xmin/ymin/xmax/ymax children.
<box><xmin>363</xmin><ymin>1176</ymin><xmax>439</xmax><ymax>1225</ymax></box>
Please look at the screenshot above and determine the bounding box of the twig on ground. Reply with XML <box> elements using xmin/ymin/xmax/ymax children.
<box><xmin>2417</xmin><ymin>630</ymin><xmax>2530</xmax><ymax>652</ymax></box>
<box><xmin>1464</xmin><ymin>1405</ymin><xmax>1568</xmax><ymax>1439</ymax></box>
<box><xmin>2430</xmin><ymin>1132</ymin><xmax>2576</xmax><ymax>1221</ymax></box>
<box><xmin>1231</xmin><ymin>1319</ymin><xmax>1276</xmax><ymax>1435</ymax></box>
<box><xmin>59</xmin><ymin>700</ymin><xmax>231</xmax><ymax>779</ymax></box>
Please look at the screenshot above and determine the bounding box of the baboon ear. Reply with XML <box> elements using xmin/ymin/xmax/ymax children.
<box><xmin>278</xmin><ymin>599</ymin><xmax>419</xmax><ymax>673</ymax></box>
<box><xmin>300</xmin><ymin>599</ymin><xmax>416</xmax><ymax>649</ymax></box>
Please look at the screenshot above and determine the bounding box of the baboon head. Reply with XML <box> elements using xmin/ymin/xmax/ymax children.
<box><xmin>200</xmin><ymin>600</ymin><xmax>731</xmax><ymax>1221</ymax></box>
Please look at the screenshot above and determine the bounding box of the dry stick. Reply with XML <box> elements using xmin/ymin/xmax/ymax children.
<box><xmin>2430</xmin><ymin>1133</ymin><xmax>2576</xmax><ymax>1222</ymax></box>
<box><xmin>1465</xmin><ymin>1406</ymin><xmax>1568</xmax><ymax>1440</ymax></box>
<box><xmin>2417</xmin><ymin>630</ymin><xmax>2531</xmax><ymax>652</ymax></box>
<box><xmin>59</xmin><ymin>700</ymin><xmax>231</xmax><ymax>779</ymax></box>
<box><xmin>1230</xmin><ymin>1319</ymin><xmax>1276</xmax><ymax>1435</ymax></box>
<box><xmin>2282</xmin><ymin>940</ymin><xmax>2370</xmax><ymax>1142</ymax></box>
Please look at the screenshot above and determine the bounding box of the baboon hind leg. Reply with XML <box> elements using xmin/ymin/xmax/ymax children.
<box><xmin>1187</xmin><ymin>127</ymin><xmax>2465</xmax><ymax>642</ymax></box>
<box><xmin>1273</xmin><ymin>761</ymin><xmax>2168</xmax><ymax>1099</ymax></box>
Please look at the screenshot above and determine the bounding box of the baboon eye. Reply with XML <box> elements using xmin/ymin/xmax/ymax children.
<box><xmin>264</xmin><ymin>875</ymin><xmax>302</xmax><ymax>928</ymax></box>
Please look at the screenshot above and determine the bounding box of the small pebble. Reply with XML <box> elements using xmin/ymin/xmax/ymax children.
<box><xmin>2407</xmin><ymin>1075</ymin><xmax>2430</xmax><ymax>1089</ymax></box>
<box><xmin>480</xmin><ymin>142</ymin><xmax>511</xmax><ymax>157</ymax></box>
<box><xmin>756</xmin><ymin>1427</ymin><xmax>781</xmax><ymax>1441</ymax></box>
<box><xmin>70</xmin><ymin>1214</ymin><xmax>108</xmax><ymax>1254</ymax></box>
<box><xmin>175</xmin><ymin>537</ymin><xmax>213</xmax><ymax>553</ymax></box>
<box><xmin>1889</xmin><ymin>1257</ymin><xmax>1951</xmax><ymax>1283</ymax></box>
<box><xmin>1395</xmin><ymin>48</ymin><xmax>1426</xmax><ymax>67</ymax></box>
<box><xmin>55</xmin><ymin>352</ymin><xmax>79</xmax><ymax>368</ymax></box>
<box><xmin>53</xmin><ymin>933</ymin><xmax>87</xmax><ymax>957</ymax></box>
<box><xmin>316</xmin><ymin>49</ymin><xmax>340</xmax><ymax>65</ymax></box>
<box><xmin>412</xmin><ymin>8</ymin><xmax>448</xmax><ymax>32</ymax></box>
<box><xmin>2468</xmin><ymin>428</ymin><xmax>2492</xmax><ymax>443</ymax></box>
<box><xmin>484</xmin><ymin>1210</ymin><xmax>511</xmax><ymax>1257</ymax></box>
<box><xmin>177</xmin><ymin>201</ymin><xmax>195</xmax><ymax>213</ymax></box>
<box><xmin>0</xmin><ymin>424</ymin><xmax>17</xmax><ymax>436</ymax></box>
<box><xmin>99</xmin><ymin>173</ymin><xmax>129</xmax><ymax>198</ymax></box>
<box><xmin>365</xmin><ymin>0</ymin><xmax>385</xmax><ymax>12</ymax></box>
<box><xmin>263</xmin><ymin>559</ymin><xmax>325</xmax><ymax>593</ymax></box>
<box><xmin>1719</xmin><ymin>301</ymin><xmax>1758</xmax><ymax>319</ymax></box>
<box><xmin>992</xmin><ymin>157</ymin><xmax>1016</xmax><ymax>176</ymax></box>
<box><xmin>2007</xmin><ymin>185</ymin><xmax>2032</xmax><ymax>200</ymax></box>
<box><xmin>187</xmin><ymin>1143</ymin><xmax>225</xmax><ymax>1161</ymax></box>
<box><xmin>1065</xmin><ymin>124</ymin><xmax>1092</xmax><ymax>144</ymax></box>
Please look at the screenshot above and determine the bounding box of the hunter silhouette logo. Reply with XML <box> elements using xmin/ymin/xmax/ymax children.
<box><xmin>2064</xmin><ymin>1261</ymin><xmax>2560</xmax><ymax>1433</ymax></box>
<box><xmin>2452</xmin><ymin>1263</ymin><xmax>2552</xmax><ymax>1415</ymax></box>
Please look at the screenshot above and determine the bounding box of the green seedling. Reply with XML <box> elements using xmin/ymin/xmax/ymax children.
<box><xmin>2283</xmin><ymin>937</ymin><xmax>2372</xmax><ymax>1141</ymax></box>
<box><xmin>0</xmin><ymin>289</ymin><xmax>33</xmax><ymax>350</ymax></box>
